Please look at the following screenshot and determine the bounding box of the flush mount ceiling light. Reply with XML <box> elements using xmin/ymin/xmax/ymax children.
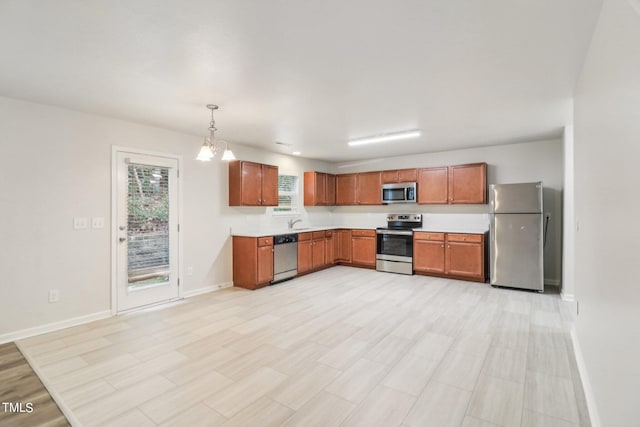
<box><xmin>196</xmin><ymin>104</ymin><xmax>236</xmax><ymax>162</ymax></box>
<box><xmin>347</xmin><ymin>129</ymin><xmax>421</xmax><ymax>146</ymax></box>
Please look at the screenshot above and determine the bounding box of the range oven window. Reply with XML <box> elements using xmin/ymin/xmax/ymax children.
<box><xmin>377</xmin><ymin>233</ymin><xmax>413</xmax><ymax>257</ymax></box>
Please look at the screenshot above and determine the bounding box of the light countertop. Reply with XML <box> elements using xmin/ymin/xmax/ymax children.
<box><xmin>414</xmin><ymin>226</ymin><xmax>489</xmax><ymax>234</ymax></box>
<box><xmin>231</xmin><ymin>225</ymin><xmax>488</xmax><ymax>237</ymax></box>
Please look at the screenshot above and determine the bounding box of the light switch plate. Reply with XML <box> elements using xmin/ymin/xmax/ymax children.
<box><xmin>74</xmin><ymin>217</ymin><xmax>88</xmax><ymax>229</ymax></box>
<box><xmin>49</xmin><ymin>289</ymin><xmax>60</xmax><ymax>303</ymax></box>
<box><xmin>92</xmin><ymin>217</ymin><xmax>105</xmax><ymax>229</ymax></box>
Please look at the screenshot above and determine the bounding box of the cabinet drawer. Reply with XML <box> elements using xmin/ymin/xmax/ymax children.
<box><xmin>447</xmin><ymin>233</ymin><xmax>483</xmax><ymax>243</ymax></box>
<box><xmin>257</xmin><ymin>236</ymin><xmax>273</xmax><ymax>247</ymax></box>
<box><xmin>414</xmin><ymin>232</ymin><xmax>445</xmax><ymax>241</ymax></box>
<box><xmin>298</xmin><ymin>232</ymin><xmax>312</xmax><ymax>241</ymax></box>
<box><xmin>312</xmin><ymin>231</ymin><xmax>326</xmax><ymax>240</ymax></box>
<box><xmin>351</xmin><ymin>229</ymin><xmax>375</xmax><ymax>237</ymax></box>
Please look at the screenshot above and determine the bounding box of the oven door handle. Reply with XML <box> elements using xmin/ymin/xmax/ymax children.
<box><xmin>376</xmin><ymin>230</ymin><xmax>414</xmax><ymax>236</ymax></box>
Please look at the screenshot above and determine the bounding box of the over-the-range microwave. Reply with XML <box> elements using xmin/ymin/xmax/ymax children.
<box><xmin>381</xmin><ymin>182</ymin><xmax>417</xmax><ymax>204</ymax></box>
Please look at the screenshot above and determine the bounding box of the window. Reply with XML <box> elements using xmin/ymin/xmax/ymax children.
<box><xmin>274</xmin><ymin>174</ymin><xmax>299</xmax><ymax>214</ymax></box>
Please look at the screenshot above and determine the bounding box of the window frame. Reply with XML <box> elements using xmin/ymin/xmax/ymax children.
<box><xmin>273</xmin><ymin>172</ymin><xmax>300</xmax><ymax>216</ymax></box>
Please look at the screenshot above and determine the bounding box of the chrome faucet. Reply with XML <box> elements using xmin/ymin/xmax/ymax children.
<box><xmin>287</xmin><ymin>218</ymin><xmax>302</xmax><ymax>229</ymax></box>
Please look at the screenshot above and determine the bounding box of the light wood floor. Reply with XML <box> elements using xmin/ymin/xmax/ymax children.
<box><xmin>17</xmin><ymin>267</ymin><xmax>590</xmax><ymax>427</ymax></box>
<box><xmin>0</xmin><ymin>342</ymin><xmax>70</xmax><ymax>427</ymax></box>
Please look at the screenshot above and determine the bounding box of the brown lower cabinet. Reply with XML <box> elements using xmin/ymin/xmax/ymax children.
<box><xmin>233</xmin><ymin>229</ymin><xmax>485</xmax><ymax>291</ymax></box>
<box><xmin>335</xmin><ymin>229</ymin><xmax>352</xmax><ymax>263</ymax></box>
<box><xmin>325</xmin><ymin>231</ymin><xmax>335</xmax><ymax>265</ymax></box>
<box><xmin>232</xmin><ymin>236</ymin><xmax>274</xmax><ymax>290</ymax></box>
<box><xmin>297</xmin><ymin>233</ymin><xmax>313</xmax><ymax>274</ymax></box>
<box><xmin>297</xmin><ymin>231</ymin><xmax>334</xmax><ymax>275</ymax></box>
<box><xmin>350</xmin><ymin>229</ymin><xmax>376</xmax><ymax>267</ymax></box>
<box><xmin>312</xmin><ymin>231</ymin><xmax>326</xmax><ymax>269</ymax></box>
<box><xmin>414</xmin><ymin>231</ymin><xmax>486</xmax><ymax>282</ymax></box>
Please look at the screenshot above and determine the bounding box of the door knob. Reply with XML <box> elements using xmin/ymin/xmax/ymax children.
<box><xmin>119</xmin><ymin>237</ymin><xmax>127</xmax><ymax>243</ymax></box>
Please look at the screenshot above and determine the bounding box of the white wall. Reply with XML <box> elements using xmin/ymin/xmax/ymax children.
<box><xmin>573</xmin><ymin>0</ymin><xmax>640</xmax><ymax>425</ymax></box>
<box><xmin>0</xmin><ymin>96</ymin><xmax>333</xmax><ymax>338</ymax></box>
<box><xmin>562</xmin><ymin>126</ymin><xmax>576</xmax><ymax>302</ymax></box>
<box><xmin>332</xmin><ymin>139</ymin><xmax>564</xmax><ymax>285</ymax></box>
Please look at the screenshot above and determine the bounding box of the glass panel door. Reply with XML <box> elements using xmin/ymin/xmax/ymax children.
<box><xmin>127</xmin><ymin>163</ymin><xmax>171</xmax><ymax>290</ymax></box>
<box><xmin>116</xmin><ymin>151</ymin><xmax>179</xmax><ymax>312</ymax></box>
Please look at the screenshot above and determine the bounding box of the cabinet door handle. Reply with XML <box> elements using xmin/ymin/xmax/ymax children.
<box><xmin>441</xmin><ymin>244</ymin><xmax>444</xmax><ymax>248</ymax></box>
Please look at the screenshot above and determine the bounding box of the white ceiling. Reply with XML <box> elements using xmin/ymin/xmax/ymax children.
<box><xmin>0</xmin><ymin>0</ymin><xmax>602</xmax><ymax>162</ymax></box>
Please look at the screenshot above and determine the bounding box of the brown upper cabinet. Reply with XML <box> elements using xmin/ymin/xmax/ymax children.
<box><xmin>336</xmin><ymin>174</ymin><xmax>357</xmax><ymax>205</ymax></box>
<box><xmin>381</xmin><ymin>169</ymin><xmax>418</xmax><ymax>184</ymax></box>
<box><xmin>418</xmin><ymin>163</ymin><xmax>486</xmax><ymax>205</ymax></box>
<box><xmin>229</xmin><ymin>161</ymin><xmax>279</xmax><ymax>206</ymax></box>
<box><xmin>448</xmin><ymin>163</ymin><xmax>487</xmax><ymax>204</ymax></box>
<box><xmin>356</xmin><ymin>172</ymin><xmax>382</xmax><ymax>205</ymax></box>
<box><xmin>307</xmin><ymin>162</ymin><xmax>485</xmax><ymax>207</ymax></box>
<box><xmin>417</xmin><ymin>167</ymin><xmax>449</xmax><ymax>204</ymax></box>
<box><xmin>304</xmin><ymin>172</ymin><xmax>336</xmax><ymax>206</ymax></box>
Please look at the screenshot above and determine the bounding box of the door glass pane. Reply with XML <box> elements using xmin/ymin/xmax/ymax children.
<box><xmin>127</xmin><ymin>164</ymin><xmax>170</xmax><ymax>290</ymax></box>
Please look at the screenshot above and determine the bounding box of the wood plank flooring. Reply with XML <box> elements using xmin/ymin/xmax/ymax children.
<box><xmin>15</xmin><ymin>267</ymin><xmax>590</xmax><ymax>426</ymax></box>
<box><xmin>0</xmin><ymin>342</ymin><xmax>69</xmax><ymax>427</ymax></box>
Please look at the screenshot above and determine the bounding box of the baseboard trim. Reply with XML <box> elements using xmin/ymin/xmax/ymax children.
<box><xmin>570</xmin><ymin>325</ymin><xmax>602</xmax><ymax>427</ymax></box>
<box><xmin>183</xmin><ymin>281</ymin><xmax>233</xmax><ymax>298</ymax></box>
<box><xmin>544</xmin><ymin>278</ymin><xmax>561</xmax><ymax>287</ymax></box>
<box><xmin>0</xmin><ymin>310</ymin><xmax>112</xmax><ymax>345</ymax></box>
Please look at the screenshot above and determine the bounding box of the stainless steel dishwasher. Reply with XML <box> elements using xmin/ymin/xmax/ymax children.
<box><xmin>272</xmin><ymin>233</ymin><xmax>298</xmax><ymax>283</ymax></box>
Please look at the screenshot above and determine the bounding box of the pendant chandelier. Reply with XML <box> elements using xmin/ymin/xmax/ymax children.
<box><xmin>196</xmin><ymin>104</ymin><xmax>236</xmax><ymax>161</ymax></box>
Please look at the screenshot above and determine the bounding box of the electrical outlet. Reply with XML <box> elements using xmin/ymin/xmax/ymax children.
<box><xmin>186</xmin><ymin>266</ymin><xmax>194</xmax><ymax>276</ymax></box>
<box><xmin>73</xmin><ymin>217</ymin><xmax>88</xmax><ymax>230</ymax></box>
<box><xmin>49</xmin><ymin>289</ymin><xmax>60</xmax><ymax>303</ymax></box>
<box><xmin>92</xmin><ymin>217</ymin><xmax>105</xmax><ymax>229</ymax></box>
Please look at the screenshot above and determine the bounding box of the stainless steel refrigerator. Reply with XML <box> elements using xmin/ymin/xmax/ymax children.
<box><xmin>489</xmin><ymin>182</ymin><xmax>544</xmax><ymax>291</ymax></box>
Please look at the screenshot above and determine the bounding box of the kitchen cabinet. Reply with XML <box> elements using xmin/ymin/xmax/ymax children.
<box><xmin>297</xmin><ymin>232</ymin><xmax>313</xmax><ymax>274</ymax></box>
<box><xmin>417</xmin><ymin>167</ymin><xmax>449</xmax><ymax>204</ymax></box>
<box><xmin>336</xmin><ymin>174</ymin><xmax>357</xmax><ymax>205</ymax></box>
<box><xmin>326</xmin><ymin>174</ymin><xmax>336</xmax><ymax>205</ymax></box>
<box><xmin>312</xmin><ymin>231</ymin><xmax>326</xmax><ymax>268</ymax></box>
<box><xmin>335</xmin><ymin>229</ymin><xmax>352</xmax><ymax>263</ymax></box>
<box><xmin>449</xmin><ymin>163</ymin><xmax>487</xmax><ymax>204</ymax></box>
<box><xmin>418</xmin><ymin>163</ymin><xmax>486</xmax><ymax>205</ymax></box>
<box><xmin>413</xmin><ymin>232</ymin><xmax>446</xmax><ymax>274</ymax></box>
<box><xmin>304</xmin><ymin>171</ymin><xmax>336</xmax><ymax>206</ymax></box>
<box><xmin>351</xmin><ymin>229</ymin><xmax>376</xmax><ymax>267</ymax></box>
<box><xmin>382</xmin><ymin>169</ymin><xmax>418</xmax><ymax>183</ymax></box>
<box><xmin>325</xmin><ymin>230</ymin><xmax>335</xmax><ymax>265</ymax></box>
<box><xmin>229</xmin><ymin>161</ymin><xmax>279</xmax><ymax>206</ymax></box>
<box><xmin>232</xmin><ymin>236</ymin><xmax>274</xmax><ymax>290</ymax></box>
<box><xmin>413</xmin><ymin>232</ymin><xmax>486</xmax><ymax>282</ymax></box>
<box><xmin>446</xmin><ymin>233</ymin><xmax>485</xmax><ymax>279</ymax></box>
<box><xmin>356</xmin><ymin>172</ymin><xmax>382</xmax><ymax>205</ymax></box>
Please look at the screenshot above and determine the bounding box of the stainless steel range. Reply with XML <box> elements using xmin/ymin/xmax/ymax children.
<box><xmin>376</xmin><ymin>214</ymin><xmax>422</xmax><ymax>275</ymax></box>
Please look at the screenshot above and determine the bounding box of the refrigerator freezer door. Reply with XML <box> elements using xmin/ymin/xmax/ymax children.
<box><xmin>489</xmin><ymin>182</ymin><xmax>543</xmax><ymax>214</ymax></box>
<box><xmin>490</xmin><ymin>213</ymin><xmax>543</xmax><ymax>291</ymax></box>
